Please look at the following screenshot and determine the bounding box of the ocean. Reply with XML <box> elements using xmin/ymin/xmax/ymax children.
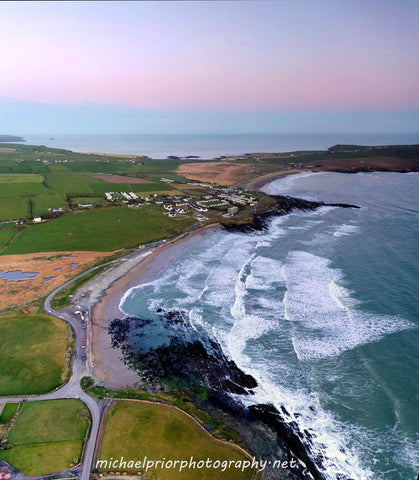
<box><xmin>21</xmin><ymin>133</ymin><xmax>419</xmax><ymax>159</ymax></box>
<box><xmin>121</xmin><ymin>171</ymin><xmax>419</xmax><ymax>480</ymax></box>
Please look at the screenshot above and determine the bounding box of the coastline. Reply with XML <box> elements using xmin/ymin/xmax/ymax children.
<box><xmin>80</xmin><ymin>172</ymin><xmax>335</xmax><ymax>480</ymax></box>
<box><xmin>83</xmin><ymin>168</ymin><xmax>307</xmax><ymax>388</ymax></box>
<box><xmin>82</xmin><ymin>168</ymin><xmax>356</xmax><ymax>387</ymax></box>
<box><xmin>243</xmin><ymin>168</ymin><xmax>306</xmax><ymax>191</ymax></box>
<box><xmin>68</xmin><ymin>168</ymin><xmax>415</xmax><ymax>480</ymax></box>
<box><xmin>82</xmin><ymin>224</ymin><xmax>222</xmax><ymax>388</ymax></box>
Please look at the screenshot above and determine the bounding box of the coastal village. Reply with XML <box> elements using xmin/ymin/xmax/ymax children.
<box><xmin>2</xmin><ymin>180</ymin><xmax>259</xmax><ymax>227</ymax></box>
<box><xmin>103</xmin><ymin>181</ymin><xmax>257</xmax><ymax>221</ymax></box>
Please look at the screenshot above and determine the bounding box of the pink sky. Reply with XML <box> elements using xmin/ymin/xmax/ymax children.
<box><xmin>1</xmin><ymin>1</ymin><xmax>418</xmax><ymax>111</ymax></box>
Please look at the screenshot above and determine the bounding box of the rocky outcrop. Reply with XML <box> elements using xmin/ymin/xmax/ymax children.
<box><xmin>222</xmin><ymin>194</ymin><xmax>360</xmax><ymax>233</ymax></box>
<box><xmin>108</xmin><ymin>308</ymin><xmax>337</xmax><ymax>480</ymax></box>
<box><xmin>108</xmin><ymin>311</ymin><xmax>257</xmax><ymax>395</ymax></box>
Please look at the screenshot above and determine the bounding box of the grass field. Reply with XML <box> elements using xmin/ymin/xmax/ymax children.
<box><xmin>0</xmin><ymin>399</ymin><xmax>90</xmax><ymax>475</ymax></box>
<box><xmin>0</xmin><ymin>229</ymin><xmax>17</xmax><ymax>250</ymax></box>
<box><xmin>99</xmin><ymin>401</ymin><xmax>255</xmax><ymax>479</ymax></box>
<box><xmin>31</xmin><ymin>193</ymin><xmax>68</xmax><ymax>216</ymax></box>
<box><xmin>3</xmin><ymin>205</ymin><xmax>194</xmax><ymax>254</ymax></box>
<box><xmin>0</xmin><ymin>197</ymin><xmax>29</xmax><ymax>221</ymax></box>
<box><xmin>0</xmin><ymin>403</ymin><xmax>20</xmax><ymax>424</ymax></box>
<box><xmin>0</xmin><ymin>146</ymin><xmax>193</xmax><ymax>255</ymax></box>
<box><xmin>0</xmin><ymin>183</ymin><xmax>52</xmax><ymax>199</ymax></box>
<box><xmin>67</xmin><ymin>160</ymin><xmax>137</xmax><ymax>174</ymax></box>
<box><xmin>71</xmin><ymin>196</ymin><xmax>109</xmax><ymax>207</ymax></box>
<box><xmin>0</xmin><ymin>174</ymin><xmax>44</xmax><ymax>183</ymax></box>
<box><xmin>0</xmin><ymin>314</ymin><xmax>71</xmax><ymax>395</ymax></box>
<box><xmin>89</xmin><ymin>181</ymin><xmax>170</xmax><ymax>195</ymax></box>
<box><xmin>44</xmin><ymin>173</ymin><xmax>96</xmax><ymax>195</ymax></box>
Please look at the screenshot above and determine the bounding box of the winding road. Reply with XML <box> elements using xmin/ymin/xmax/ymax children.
<box><xmin>0</xmin><ymin>252</ymin><xmax>142</xmax><ymax>479</ymax></box>
<box><xmin>0</xmin><ymin>200</ymin><xmax>264</xmax><ymax>479</ymax></box>
<box><xmin>0</xmin><ymin>221</ymin><xmax>215</xmax><ymax>479</ymax></box>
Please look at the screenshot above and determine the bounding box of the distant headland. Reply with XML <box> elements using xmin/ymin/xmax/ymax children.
<box><xmin>0</xmin><ymin>134</ymin><xmax>25</xmax><ymax>142</ymax></box>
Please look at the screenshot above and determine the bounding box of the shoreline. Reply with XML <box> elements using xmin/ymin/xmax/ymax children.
<box><xmin>243</xmin><ymin>168</ymin><xmax>307</xmax><ymax>191</ymax></box>
<box><xmin>82</xmin><ymin>224</ymin><xmax>222</xmax><ymax>388</ymax></box>
<box><xmin>83</xmin><ymin>168</ymin><xmax>357</xmax><ymax>388</ymax></box>
<box><xmin>68</xmin><ymin>168</ymin><xmax>411</xmax><ymax>479</ymax></box>
<box><xmin>82</xmin><ymin>168</ymin><xmax>299</xmax><ymax>388</ymax></box>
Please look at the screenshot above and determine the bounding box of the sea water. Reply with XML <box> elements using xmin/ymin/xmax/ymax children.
<box><xmin>21</xmin><ymin>133</ymin><xmax>419</xmax><ymax>159</ymax></box>
<box><xmin>122</xmin><ymin>171</ymin><xmax>419</xmax><ymax>480</ymax></box>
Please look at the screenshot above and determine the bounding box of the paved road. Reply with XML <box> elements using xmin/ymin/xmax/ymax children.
<box><xmin>0</xmin><ymin>232</ymin><xmax>200</xmax><ymax>479</ymax></box>
<box><xmin>0</xmin><ymin>210</ymin><xmax>257</xmax><ymax>479</ymax></box>
<box><xmin>0</xmin><ymin>256</ymin><xmax>128</xmax><ymax>479</ymax></box>
<box><xmin>1</xmin><ymin>295</ymin><xmax>104</xmax><ymax>480</ymax></box>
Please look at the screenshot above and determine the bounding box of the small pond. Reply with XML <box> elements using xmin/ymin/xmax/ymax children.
<box><xmin>0</xmin><ymin>270</ymin><xmax>40</xmax><ymax>281</ymax></box>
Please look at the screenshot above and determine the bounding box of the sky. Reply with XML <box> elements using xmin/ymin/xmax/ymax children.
<box><xmin>1</xmin><ymin>0</ymin><xmax>418</xmax><ymax>134</ymax></box>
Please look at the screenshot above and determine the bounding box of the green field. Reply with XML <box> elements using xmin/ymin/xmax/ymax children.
<box><xmin>99</xmin><ymin>401</ymin><xmax>254</xmax><ymax>479</ymax></box>
<box><xmin>67</xmin><ymin>160</ymin><xmax>137</xmax><ymax>174</ymax></box>
<box><xmin>89</xmin><ymin>181</ymin><xmax>170</xmax><ymax>195</ymax></box>
<box><xmin>0</xmin><ymin>315</ymin><xmax>72</xmax><ymax>395</ymax></box>
<box><xmin>0</xmin><ymin>403</ymin><xmax>20</xmax><ymax>424</ymax></box>
<box><xmin>0</xmin><ymin>229</ymin><xmax>18</xmax><ymax>250</ymax></box>
<box><xmin>31</xmin><ymin>193</ymin><xmax>68</xmax><ymax>216</ymax></box>
<box><xmin>0</xmin><ymin>399</ymin><xmax>90</xmax><ymax>475</ymax></box>
<box><xmin>0</xmin><ymin>183</ymin><xmax>52</xmax><ymax>199</ymax></box>
<box><xmin>71</xmin><ymin>196</ymin><xmax>109</xmax><ymax>207</ymax></box>
<box><xmin>3</xmin><ymin>205</ymin><xmax>194</xmax><ymax>254</ymax></box>
<box><xmin>0</xmin><ymin>197</ymin><xmax>29</xmax><ymax>221</ymax></box>
<box><xmin>0</xmin><ymin>145</ymin><xmax>195</xmax><ymax>254</ymax></box>
<box><xmin>44</xmin><ymin>173</ymin><xmax>96</xmax><ymax>195</ymax></box>
<box><xmin>0</xmin><ymin>174</ymin><xmax>44</xmax><ymax>183</ymax></box>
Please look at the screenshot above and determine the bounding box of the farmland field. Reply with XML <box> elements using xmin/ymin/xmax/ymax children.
<box><xmin>89</xmin><ymin>181</ymin><xmax>171</xmax><ymax>195</ymax></box>
<box><xmin>0</xmin><ymin>314</ymin><xmax>71</xmax><ymax>395</ymax></box>
<box><xmin>2</xmin><ymin>205</ymin><xmax>194</xmax><ymax>254</ymax></box>
<box><xmin>0</xmin><ymin>403</ymin><xmax>20</xmax><ymax>424</ymax></box>
<box><xmin>67</xmin><ymin>160</ymin><xmax>137</xmax><ymax>174</ymax></box>
<box><xmin>0</xmin><ymin>147</ymin><xmax>197</xmax><ymax>254</ymax></box>
<box><xmin>44</xmin><ymin>173</ymin><xmax>96</xmax><ymax>195</ymax></box>
<box><xmin>99</xmin><ymin>401</ymin><xmax>255</xmax><ymax>479</ymax></box>
<box><xmin>71</xmin><ymin>196</ymin><xmax>109</xmax><ymax>207</ymax></box>
<box><xmin>31</xmin><ymin>193</ymin><xmax>68</xmax><ymax>216</ymax></box>
<box><xmin>0</xmin><ymin>197</ymin><xmax>29</xmax><ymax>221</ymax></box>
<box><xmin>0</xmin><ymin>229</ymin><xmax>17</xmax><ymax>250</ymax></box>
<box><xmin>0</xmin><ymin>174</ymin><xmax>44</xmax><ymax>183</ymax></box>
<box><xmin>0</xmin><ymin>183</ymin><xmax>52</xmax><ymax>199</ymax></box>
<box><xmin>0</xmin><ymin>399</ymin><xmax>90</xmax><ymax>475</ymax></box>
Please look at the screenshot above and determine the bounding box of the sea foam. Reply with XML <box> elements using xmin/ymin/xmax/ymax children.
<box><xmin>282</xmin><ymin>251</ymin><xmax>415</xmax><ymax>361</ymax></box>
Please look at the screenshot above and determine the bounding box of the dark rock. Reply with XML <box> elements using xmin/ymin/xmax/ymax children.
<box><xmin>249</xmin><ymin>404</ymin><xmax>329</xmax><ymax>480</ymax></box>
<box><xmin>108</xmin><ymin>311</ymin><xmax>257</xmax><ymax>395</ymax></box>
<box><xmin>108</xmin><ymin>308</ymin><xmax>348</xmax><ymax>480</ymax></box>
<box><xmin>222</xmin><ymin>194</ymin><xmax>360</xmax><ymax>233</ymax></box>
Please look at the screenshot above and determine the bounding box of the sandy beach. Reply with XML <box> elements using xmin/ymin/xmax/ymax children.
<box><xmin>244</xmin><ymin>168</ymin><xmax>306</xmax><ymax>191</ymax></box>
<box><xmin>82</xmin><ymin>170</ymin><xmax>302</xmax><ymax>388</ymax></box>
<box><xmin>83</xmin><ymin>224</ymin><xmax>222</xmax><ymax>388</ymax></box>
